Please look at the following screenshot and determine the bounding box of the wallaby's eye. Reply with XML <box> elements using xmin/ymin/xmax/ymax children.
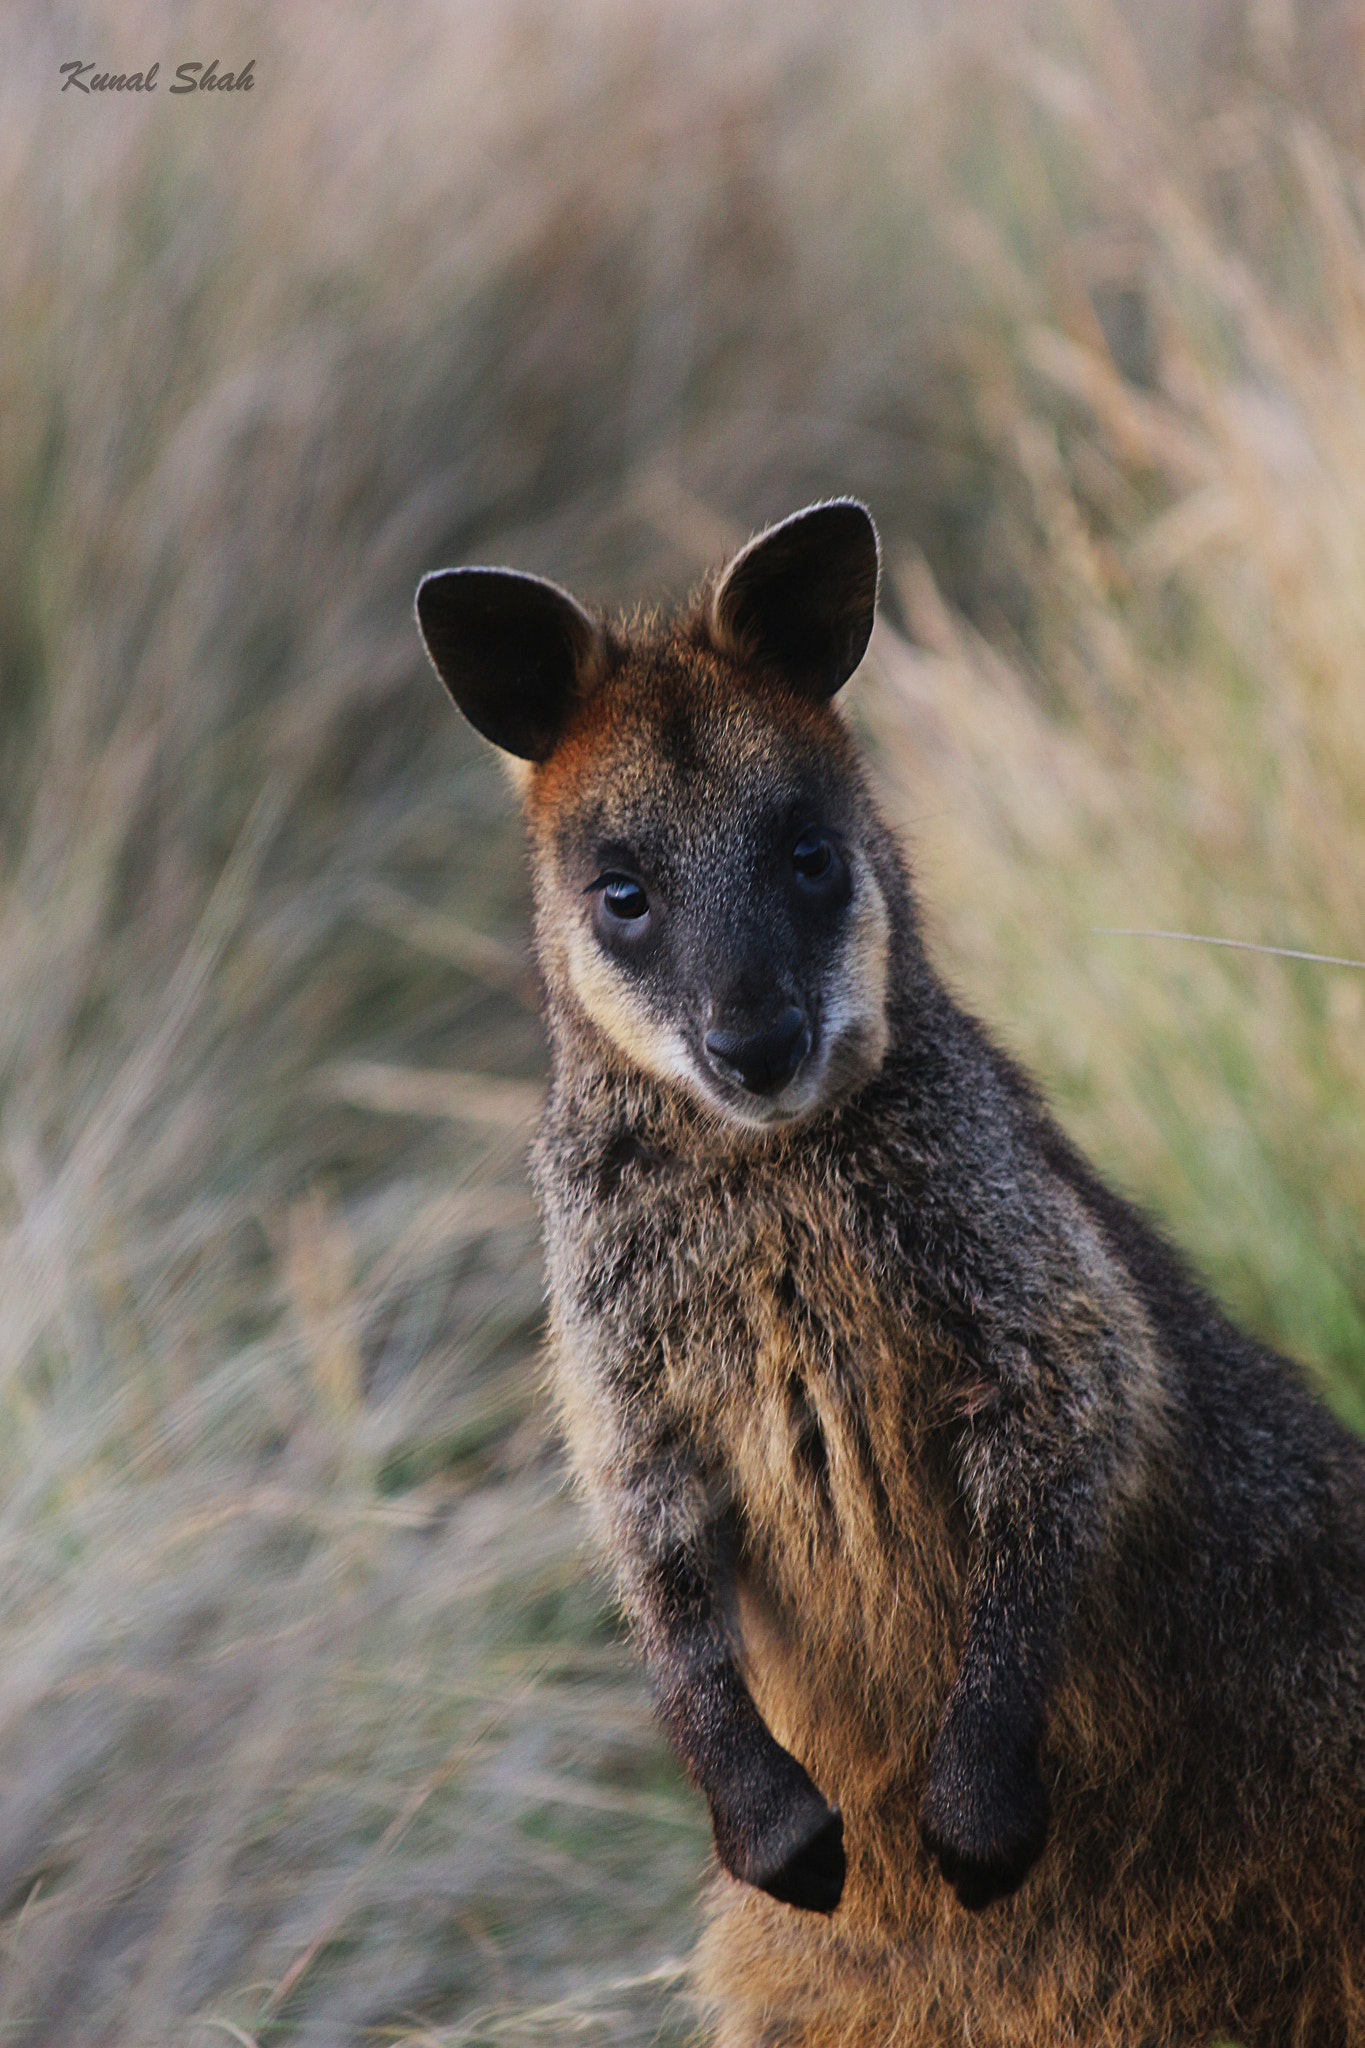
<box><xmin>791</xmin><ymin>832</ymin><xmax>834</xmax><ymax>882</ymax></box>
<box><xmin>604</xmin><ymin>878</ymin><xmax>648</xmax><ymax>920</ymax></box>
<box><xmin>587</xmin><ymin>873</ymin><xmax>650</xmax><ymax>925</ymax></box>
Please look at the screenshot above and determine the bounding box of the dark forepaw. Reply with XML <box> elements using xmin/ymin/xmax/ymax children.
<box><xmin>712</xmin><ymin>1753</ymin><xmax>846</xmax><ymax>1914</ymax></box>
<box><xmin>920</xmin><ymin>1722</ymin><xmax>1049</xmax><ymax>1910</ymax></box>
<box><xmin>752</xmin><ymin>1797</ymin><xmax>845</xmax><ymax>1913</ymax></box>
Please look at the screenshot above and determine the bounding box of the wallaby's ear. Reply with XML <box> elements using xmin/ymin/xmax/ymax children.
<box><xmin>415</xmin><ymin>566</ymin><xmax>606</xmax><ymax>762</ymax></box>
<box><xmin>709</xmin><ymin>499</ymin><xmax>880</xmax><ymax>701</ymax></box>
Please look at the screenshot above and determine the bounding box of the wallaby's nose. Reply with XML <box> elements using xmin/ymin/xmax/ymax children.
<box><xmin>704</xmin><ymin>1007</ymin><xmax>810</xmax><ymax>1096</ymax></box>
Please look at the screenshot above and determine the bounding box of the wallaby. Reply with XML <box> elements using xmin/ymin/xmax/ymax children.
<box><xmin>416</xmin><ymin>502</ymin><xmax>1365</xmax><ymax>2047</ymax></box>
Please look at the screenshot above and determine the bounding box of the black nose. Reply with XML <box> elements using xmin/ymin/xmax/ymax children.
<box><xmin>704</xmin><ymin>1007</ymin><xmax>811</xmax><ymax>1096</ymax></box>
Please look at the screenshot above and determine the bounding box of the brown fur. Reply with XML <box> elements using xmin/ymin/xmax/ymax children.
<box><xmin>417</xmin><ymin>507</ymin><xmax>1365</xmax><ymax>2046</ymax></box>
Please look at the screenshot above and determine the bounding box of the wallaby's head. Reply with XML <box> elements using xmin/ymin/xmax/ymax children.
<box><xmin>417</xmin><ymin>501</ymin><xmax>896</xmax><ymax>1132</ymax></box>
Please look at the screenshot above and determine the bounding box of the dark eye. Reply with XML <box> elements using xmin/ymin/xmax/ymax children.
<box><xmin>791</xmin><ymin>831</ymin><xmax>834</xmax><ymax>881</ymax></box>
<box><xmin>598</xmin><ymin>876</ymin><xmax>649</xmax><ymax>922</ymax></box>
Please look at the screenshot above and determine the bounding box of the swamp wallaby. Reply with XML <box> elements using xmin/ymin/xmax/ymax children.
<box><xmin>416</xmin><ymin>502</ymin><xmax>1365</xmax><ymax>2046</ymax></box>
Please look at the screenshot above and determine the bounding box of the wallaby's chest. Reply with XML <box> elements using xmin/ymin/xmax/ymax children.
<box><xmin>540</xmin><ymin>1116</ymin><xmax>962</xmax><ymax>1598</ymax></box>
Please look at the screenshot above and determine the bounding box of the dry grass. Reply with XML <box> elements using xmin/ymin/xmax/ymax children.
<box><xmin>1</xmin><ymin>0</ymin><xmax>1363</xmax><ymax>2040</ymax></box>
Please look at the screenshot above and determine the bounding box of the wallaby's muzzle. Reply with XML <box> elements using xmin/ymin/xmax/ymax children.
<box><xmin>703</xmin><ymin>1006</ymin><xmax>811</xmax><ymax>1096</ymax></box>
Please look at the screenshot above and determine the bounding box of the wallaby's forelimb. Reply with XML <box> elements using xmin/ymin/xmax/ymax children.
<box><xmin>612</xmin><ymin>1444</ymin><xmax>845</xmax><ymax>1913</ymax></box>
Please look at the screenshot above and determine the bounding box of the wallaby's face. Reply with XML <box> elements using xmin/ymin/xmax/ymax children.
<box><xmin>526</xmin><ymin>658</ymin><xmax>891</xmax><ymax>1128</ymax></box>
<box><xmin>417</xmin><ymin>501</ymin><xmax>889</xmax><ymax>1131</ymax></box>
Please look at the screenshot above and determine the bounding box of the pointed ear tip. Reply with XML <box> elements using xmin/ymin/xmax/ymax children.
<box><xmin>802</xmin><ymin>493</ymin><xmax>876</xmax><ymax>523</ymax></box>
<box><xmin>414</xmin><ymin>566</ymin><xmax>467</xmax><ymax>639</ymax></box>
<box><xmin>766</xmin><ymin>497</ymin><xmax>882</xmax><ymax>577</ymax></box>
<box><xmin>823</xmin><ymin>494</ymin><xmax>876</xmax><ymax>524</ymax></box>
<box><xmin>413</xmin><ymin>563</ymin><xmax>602</xmax><ymax>637</ymax></box>
<box><xmin>824</xmin><ymin>496</ymin><xmax>881</xmax><ymax>565</ymax></box>
<box><xmin>771</xmin><ymin>493</ymin><xmax>875</xmax><ymax>527</ymax></box>
<box><xmin>414</xmin><ymin>568</ymin><xmax>440</xmax><ymax>617</ymax></box>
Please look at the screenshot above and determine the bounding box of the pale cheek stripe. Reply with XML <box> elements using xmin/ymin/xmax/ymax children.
<box><xmin>563</xmin><ymin>926</ymin><xmax>697</xmax><ymax>1093</ymax></box>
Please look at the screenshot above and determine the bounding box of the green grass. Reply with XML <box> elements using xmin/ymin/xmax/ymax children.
<box><xmin>1</xmin><ymin>0</ymin><xmax>1363</xmax><ymax>2039</ymax></box>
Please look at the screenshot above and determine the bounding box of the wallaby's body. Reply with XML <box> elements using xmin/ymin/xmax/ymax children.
<box><xmin>417</xmin><ymin>504</ymin><xmax>1365</xmax><ymax>2046</ymax></box>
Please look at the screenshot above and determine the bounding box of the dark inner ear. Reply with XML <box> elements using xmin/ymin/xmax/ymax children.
<box><xmin>415</xmin><ymin>566</ymin><xmax>603</xmax><ymax>761</ymax></box>
<box><xmin>710</xmin><ymin>499</ymin><xmax>880</xmax><ymax>701</ymax></box>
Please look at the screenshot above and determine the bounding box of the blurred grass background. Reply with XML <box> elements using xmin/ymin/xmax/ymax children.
<box><xmin>2</xmin><ymin>0</ymin><xmax>1364</xmax><ymax>2040</ymax></box>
